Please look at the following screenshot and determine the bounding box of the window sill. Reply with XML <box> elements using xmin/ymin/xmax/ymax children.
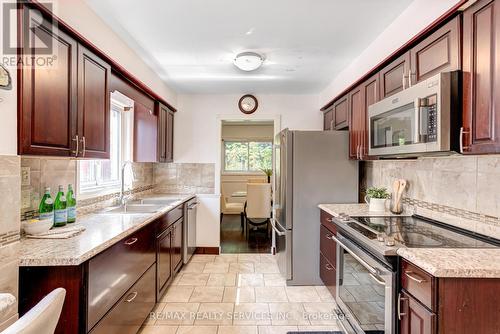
<box><xmin>78</xmin><ymin>184</ymin><xmax>121</xmax><ymax>200</ymax></box>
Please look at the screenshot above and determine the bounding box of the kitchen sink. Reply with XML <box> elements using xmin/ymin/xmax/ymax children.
<box><xmin>132</xmin><ymin>198</ymin><xmax>181</xmax><ymax>205</ymax></box>
<box><xmin>100</xmin><ymin>204</ymin><xmax>163</xmax><ymax>214</ymax></box>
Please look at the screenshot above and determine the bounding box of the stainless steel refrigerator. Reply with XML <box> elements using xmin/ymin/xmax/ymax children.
<box><xmin>271</xmin><ymin>129</ymin><xmax>358</xmax><ymax>285</ymax></box>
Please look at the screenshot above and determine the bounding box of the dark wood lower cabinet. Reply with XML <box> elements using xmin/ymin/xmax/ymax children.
<box><xmin>89</xmin><ymin>265</ymin><xmax>156</xmax><ymax>334</ymax></box>
<box><xmin>399</xmin><ymin>260</ymin><xmax>500</xmax><ymax>334</ymax></box>
<box><xmin>319</xmin><ymin>210</ymin><xmax>337</xmax><ymax>298</ymax></box>
<box><xmin>399</xmin><ymin>291</ymin><xmax>436</xmax><ymax>334</ymax></box>
<box><xmin>19</xmin><ymin>206</ymin><xmax>186</xmax><ymax>334</ymax></box>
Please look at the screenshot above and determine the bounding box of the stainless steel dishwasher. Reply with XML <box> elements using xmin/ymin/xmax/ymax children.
<box><xmin>183</xmin><ymin>198</ymin><xmax>198</xmax><ymax>264</ymax></box>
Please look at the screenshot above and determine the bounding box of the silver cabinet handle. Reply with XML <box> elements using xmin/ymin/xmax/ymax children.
<box><xmin>460</xmin><ymin>127</ymin><xmax>470</xmax><ymax>153</ymax></box>
<box><xmin>404</xmin><ymin>271</ymin><xmax>426</xmax><ymax>283</ymax></box>
<box><xmin>402</xmin><ymin>74</ymin><xmax>406</xmax><ymax>90</ymax></box>
<box><xmin>124</xmin><ymin>237</ymin><xmax>138</xmax><ymax>246</ymax></box>
<box><xmin>80</xmin><ymin>136</ymin><xmax>86</xmax><ymax>157</ymax></box>
<box><xmin>325</xmin><ymin>233</ymin><xmax>333</xmax><ymax>240</ymax></box>
<box><xmin>325</xmin><ymin>263</ymin><xmax>334</xmax><ymax>271</ymax></box>
<box><xmin>398</xmin><ymin>292</ymin><xmax>408</xmax><ymax>320</ymax></box>
<box><xmin>125</xmin><ymin>291</ymin><xmax>138</xmax><ymax>303</ymax></box>
<box><xmin>72</xmin><ymin>135</ymin><xmax>79</xmax><ymax>157</ymax></box>
<box><xmin>330</xmin><ymin>119</ymin><xmax>334</xmax><ymax>131</ymax></box>
<box><xmin>326</xmin><ymin>218</ymin><xmax>334</xmax><ymax>223</ymax></box>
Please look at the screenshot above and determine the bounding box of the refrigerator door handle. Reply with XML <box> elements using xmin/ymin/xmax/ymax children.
<box><xmin>271</xmin><ymin>218</ymin><xmax>286</xmax><ymax>236</ymax></box>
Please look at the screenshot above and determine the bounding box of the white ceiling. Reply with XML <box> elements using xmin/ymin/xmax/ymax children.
<box><xmin>86</xmin><ymin>0</ymin><xmax>413</xmax><ymax>94</ymax></box>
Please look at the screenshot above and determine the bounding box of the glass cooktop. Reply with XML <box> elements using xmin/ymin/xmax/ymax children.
<box><xmin>347</xmin><ymin>215</ymin><xmax>499</xmax><ymax>248</ymax></box>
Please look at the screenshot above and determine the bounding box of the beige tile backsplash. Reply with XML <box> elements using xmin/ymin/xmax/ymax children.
<box><xmin>0</xmin><ymin>155</ymin><xmax>21</xmax><ymax>325</ymax></box>
<box><xmin>154</xmin><ymin>163</ymin><xmax>215</xmax><ymax>194</ymax></box>
<box><xmin>363</xmin><ymin>154</ymin><xmax>500</xmax><ymax>238</ymax></box>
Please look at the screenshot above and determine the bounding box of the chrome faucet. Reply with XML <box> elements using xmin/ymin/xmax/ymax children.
<box><xmin>119</xmin><ymin>161</ymin><xmax>133</xmax><ymax>205</ymax></box>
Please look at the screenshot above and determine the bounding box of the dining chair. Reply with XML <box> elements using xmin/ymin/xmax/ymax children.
<box><xmin>244</xmin><ymin>183</ymin><xmax>272</xmax><ymax>240</ymax></box>
<box><xmin>220</xmin><ymin>195</ymin><xmax>245</xmax><ymax>229</ymax></box>
<box><xmin>2</xmin><ymin>288</ymin><xmax>66</xmax><ymax>334</ymax></box>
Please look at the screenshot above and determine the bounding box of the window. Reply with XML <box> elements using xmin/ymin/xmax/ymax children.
<box><xmin>78</xmin><ymin>99</ymin><xmax>133</xmax><ymax>194</ymax></box>
<box><xmin>223</xmin><ymin>140</ymin><xmax>273</xmax><ymax>172</ymax></box>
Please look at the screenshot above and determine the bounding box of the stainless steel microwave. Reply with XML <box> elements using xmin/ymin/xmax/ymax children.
<box><xmin>368</xmin><ymin>71</ymin><xmax>461</xmax><ymax>157</ymax></box>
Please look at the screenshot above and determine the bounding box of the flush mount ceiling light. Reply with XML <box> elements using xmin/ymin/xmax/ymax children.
<box><xmin>233</xmin><ymin>52</ymin><xmax>264</xmax><ymax>72</ymax></box>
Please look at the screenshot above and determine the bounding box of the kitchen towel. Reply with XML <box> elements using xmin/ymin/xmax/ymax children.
<box><xmin>26</xmin><ymin>225</ymin><xmax>86</xmax><ymax>239</ymax></box>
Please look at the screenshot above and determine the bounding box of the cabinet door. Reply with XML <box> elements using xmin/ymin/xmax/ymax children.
<box><xmin>171</xmin><ymin>219</ymin><xmax>183</xmax><ymax>273</ymax></box>
<box><xmin>410</xmin><ymin>16</ymin><xmax>460</xmax><ymax>85</ymax></box>
<box><xmin>134</xmin><ymin>102</ymin><xmax>158</xmax><ymax>162</ymax></box>
<box><xmin>157</xmin><ymin>228</ymin><xmax>172</xmax><ymax>298</ymax></box>
<box><xmin>77</xmin><ymin>45</ymin><xmax>111</xmax><ymax>159</ymax></box>
<box><xmin>348</xmin><ymin>86</ymin><xmax>363</xmax><ymax>159</ymax></box>
<box><xmin>319</xmin><ymin>253</ymin><xmax>336</xmax><ymax>298</ymax></box>
<box><xmin>399</xmin><ymin>291</ymin><xmax>436</xmax><ymax>334</ymax></box>
<box><xmin>323</xmin><ymin>108</ymin><xmax>334</xmax><ymax>130</ymax></box>
<box><xmin>333</xmin><ymin>95</ymin><xmax>349</xmax><ymax>130</ymax></box>
<box><xmin>462</xmin><ymin>0</ymin><xmax>500</xmax><ymax>154</ymax></box>
<box><xmin>18</xmin><ymin>7</ymin><xmax>78</xmax><ymax>156</ymax></box>
<box><xmin>166</xmin><ymin>108</ymin><xmax>175</xmax><ymax>162</ymax></box>
<box><xmin>380</xmin><ymin>52</ymin><xmax>410</xmax><ymax>98</ymax></box>
<box><xmin>361</xmin><ymin>74</ymin><xmax>380</xmax><ymax>158</ymax></box>
<box><xmin>157</xmin><ymin>103</ymin><xmax>167</xmax><ymax>162</ymax></box>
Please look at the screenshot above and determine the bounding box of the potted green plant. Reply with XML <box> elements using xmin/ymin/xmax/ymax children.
<box><xmin>261</xmin><ymin>168</ymin><xmax>273</xmax><ymax>183</ymax></box>
<box><xmin>365</xmin><ymin>186</ymin><xmax>390</xmax><ymax>212</ymax></box>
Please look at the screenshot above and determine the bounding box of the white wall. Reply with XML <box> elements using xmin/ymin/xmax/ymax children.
<box><xmin>44</xmin><ymin>0</ymin><xmax>177</xmax><ymax>106</ymax></box>
<box><xmin>0</xmin><ymin>0</ymin><xmax>18</xmax><ymax>155</ymax></box>
<box><xmin>319</xmin><ymin>0</ymin><xmax>462</xmax><ymax>106</ymax></box>
<box><xmin>176</xmin><ymin>94</ymin><xmax>321</xmax><ymax>247</ymax></box>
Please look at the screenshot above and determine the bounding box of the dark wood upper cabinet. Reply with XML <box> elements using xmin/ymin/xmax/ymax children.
<box><xmin>18</xmin><ymin>7</ymin><xmax>78</xmax><ymax>156</ymax></box>
<box><xmin>333</xmin><ymin>94</ymin><xmax>349</xmax><ymax>130</ymax></box>
<box><xmin>462</xmin><ymin>0</ymin><xmax>500</xmax><ymax>154</ymax></box>
<box><xmin>77</xmin><ymin>45</ymin><xmax>111</xmax><ymax>159</ymax></box>
<box><xmin>157</xmin><ymin>102</ymin><xmax>174</xmax><ymax>162</ymax></box>
<box><xmin>323</xmin><ymin>107</ymin><xmax>334</xmax><ymax>131</ymax></box>
<box><xmin>380</xmin><ymin>52</ymin><xmax>410</xmax><ymax>99</ymax></box>
<box><xmin>409</xmin><ymin>16</ymin><xmax>461</xmax><ymax>85</ymax></box>
<box><xmin>18</xmin><ymin>4</ymin><xmax>111</xmax><ymax>158</ymax></box>
<box><xmin>348</xmin><ymin>74</ymin><xmax>379</xmax><ymax>160</ymax></box>
<box><xmin>348</xmin><ymin>86</ymin><xmax>362</xmax><ymax>159</ymax></box>
<box><xmin>134</xmin><ymin>102</ymin><xmax>158</xmax><ymax>162</ymax></box>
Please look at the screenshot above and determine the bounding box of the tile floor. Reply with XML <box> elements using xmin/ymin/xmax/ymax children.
<box><xmin>140</xmin><ymin>254</ymin><xmax>339</xmax><ymax>334</ymax></box>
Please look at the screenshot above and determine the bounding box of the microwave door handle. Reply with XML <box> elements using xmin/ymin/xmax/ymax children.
<box><xmin>414</xmin><ymin>98</ymin><xmax>421</xmax><ymax>144</ymax></box>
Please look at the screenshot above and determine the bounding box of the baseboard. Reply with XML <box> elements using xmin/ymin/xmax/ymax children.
<box><xmin>194</xmin><ymin>247</ymin><xmax>220</xmax><ymax>255</ymax></box>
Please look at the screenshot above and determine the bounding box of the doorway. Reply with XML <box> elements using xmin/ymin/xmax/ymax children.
<box><xmin>218</xmin><ymin>118</ymin><xmax>278</xmax><ymax>253</ymax></box>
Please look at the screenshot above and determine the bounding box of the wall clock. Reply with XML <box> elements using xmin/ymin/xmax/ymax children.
<box><xmin>238</xmin><ymin>94</ymin><xmax>258</xmax><ymax>114</ymax></box>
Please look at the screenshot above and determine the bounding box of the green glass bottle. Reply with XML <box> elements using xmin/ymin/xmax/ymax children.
<box><xmin>54</xmin><ymin>185</ymin><xmax>67</xmax><ymax>227</ymax></box>
<box><xmin>66</xmin><ymin>184</ymin><xmax>76</xmax><ymax>223</ymax></box>
<box><xmin>38</xmin><ymin>187</ymin><xmax>54</xmax><ymax>224</ymax></box>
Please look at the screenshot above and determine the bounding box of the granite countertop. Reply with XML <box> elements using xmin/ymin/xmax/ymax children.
<box><xmin>0</xmin><ymin>293</ymin><xmax>16</xmax><ymax>320</ymax></box>
<box><xmin>319</xmin><ymin>203</ymin><xmax>500</xmax><ymax>278</ymax></box>
<box><xmin>19</xmin><ymin>194</ymin><xmax>195</xmax><ymax>267</ymax></box>
<box><xmin>318</xmin><ymin>203</ymin><xmax>406</xmax><ymax>218</ymax></box>
<box><xmin>397</xmin><ymin>248</ymin><xmax>500</xmax><ymax>278</ymax></box>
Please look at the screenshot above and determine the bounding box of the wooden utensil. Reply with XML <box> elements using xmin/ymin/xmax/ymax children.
<box><xmin>392</xmin><ymin>179</ymin><xmax>406</xmax><ymax>213</ymax></box>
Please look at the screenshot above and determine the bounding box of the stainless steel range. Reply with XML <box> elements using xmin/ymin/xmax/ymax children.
<box><xmin>331</xmin><ymin>214</ymin><xmax>499</xmax><ymax>334</ymax></box>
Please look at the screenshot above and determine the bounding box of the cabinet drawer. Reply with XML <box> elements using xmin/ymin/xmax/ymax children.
<box><xmin>320</xmin><ymin>224</ymin><xmax>337</xmax><ymax>266</ymax></box>
<box><xmin>401</xmin><ymin>260</ymin><xmax>436</xmax><ymax>311</ymax></box>
<box><xmin>90</xmin><ymin>264</ymin><xmax>156</xmax><ymax>334</ymax></box>
<box><xmin>88</xmin><ymin>223</ymin><xmax>155</xmax><ymax>330</ymax></box>
<box><xmin>320</xmin><ymin>210</ymin><xmax>336</xmax><ymax>234</ymax></box>
<box><xmin>157</xmin><ymin>204</ymin><xmax>184</xmax><ymax>234</ymax></box>
<box><xmin>319</xmin><ymin>253</ymin><xmax>336</xmax><ymax>298</ymax></box>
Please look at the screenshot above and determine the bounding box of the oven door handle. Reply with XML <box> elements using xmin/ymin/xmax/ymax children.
<box><xmin>270</xmin><ymin>218</ymin><xmax>286</xmax><ymax>236</ymax></box>
<box><xmin>331</xmin><ymin>234</ymin><xmax>379</xmax><ymax>276</ymax></box>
